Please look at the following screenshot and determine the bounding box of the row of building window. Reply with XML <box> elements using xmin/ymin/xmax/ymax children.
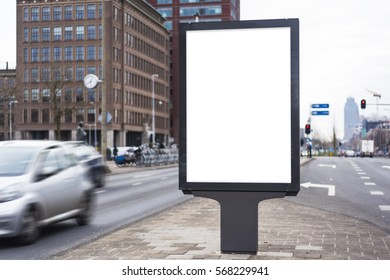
<box><xmin>158</xmin><ymin>5</ymin><xmax>222</xmax><ymax>18</ymax></box>
<box><xmin>23</xmin><ymin>46</ymin><xmax>102</xmax><ymax>63</ymax></box>
<box><xmin>0</xmin><ymin>78</ymin><xmax>16</xmax><ymax>89</ymax></box>
<box><xmin>157</xmin><ymin>0</ymin><xmax>221</xmax><ymax>4</ymax></box>
<box><xmin>24</xmin><ymin>25</ymin><xmax>101</xmax><ymax>42</ymax></box>
<box><xmin>123</xmin><ymin>11</ymin><xmax>168</xmax><ymax>48</ymax></box>
<box><xmin>23</xmin><ymin>65</ymin><xmax>100</xmax><ymax>84</ymax></box>
<box><xmin>23</xmin><ymin>4</ymin><xmax>101</xmax><ymax>22</ymax></box>
<box><xmin>10</xmin><ymin>108</ymin><xmax>168</xmax><ymax>130</ymax></box>
<box><xmin>22</xmin><ymin>87</ymin><xmax>99</xmax><ymax>104</ymax></box>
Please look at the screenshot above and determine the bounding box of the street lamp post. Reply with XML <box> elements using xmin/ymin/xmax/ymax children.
<box><xmin>152</xmin><ymin>74</ymin><xmax>158</xmax><ymax>145</ymax></box>
<box><xmin>90</xmin><ymin>102</ymin><xmax>98</xmax><ymax>148</ymax></box>
<box><xmin>9</xmin><ymin>100</ymin><xmax>18</xmax><ymax>140</ymax></box>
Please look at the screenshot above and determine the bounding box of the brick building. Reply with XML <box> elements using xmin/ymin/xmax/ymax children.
<box><xmin>146</xmin><ymin>0</ymin><xmax>240</xmax><ymax>144</ymax></box>
<box><xmin>15</xmin><ymin>0</ymin><xmax>170</xmax><ymax>148</ymax></box>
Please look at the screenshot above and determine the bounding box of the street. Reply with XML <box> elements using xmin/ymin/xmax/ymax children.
<box><xmin>291</xmin><ymin>156</ymin><xmax>390</xmax><ymax>232</ymax></box>
<box><xmin>0</xmin><ymin>167</ymin><xmax>188</xmax><ymax>260</ymax></box>
<box><xmin>1</xmin><ymin>157</ymin><xmax>390</xmax><ymax>259</ymax></box>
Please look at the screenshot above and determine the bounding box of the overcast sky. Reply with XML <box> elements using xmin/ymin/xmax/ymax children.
<box><xmin>1</xmin><ymin>0</ymin><xmax>390</xmax><ymax>139</ymax></box>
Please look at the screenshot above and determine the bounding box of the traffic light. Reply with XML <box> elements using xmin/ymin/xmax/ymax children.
<box><xmin>305</xmin><ymin>124</ymin><xmax>311</xmax><ymax>135</ymax></box>
<box><xmin>361</xmin><ymin>99</ymin><xmax>366</xmax><ymax>109</ymax></box>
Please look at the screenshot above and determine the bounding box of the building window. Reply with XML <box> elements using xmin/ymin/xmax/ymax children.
<box><xmin>31</xmin><ymin>7</ymin><xmax>39</xmax><ymax>21</ymax></box>
<box><xmin>53</xmin><ymin>47</ymin><xmax>61</xmax><ymax>61</ymax></box>
<box><xmin>42</xmin><ymin>7</ymin><xmax>50</xmax><ymax>21</ymax></box>
<box><xmin>53</xmin><ymin>27</ymin><xmax>62</xmax><ymax>41</ymax></box>
<box><xmin>65</xmin><ymin>109</ymin><xmax>72</xmax><ymax>122</ymax></box>
<box><xmin>53</xmin><ymin>6</ymin><xmax>62</xmax><ymax>20</ymax></box>
<box><xmin>87</xmin><ymin>66</ymin><xmax>96</xmax><ymax>74</ymax></box>
<box><xmin>87</xmin><ymin>89</ymin><xmax>95</xmax><ymax>102</ymax></box>
<box><xmin>76</xmin><ymin>26</ymin><xmax>84</xmax><ymax>40</ymax></box>
<box><xmin>64</xmin><ymin>46</ymin><xmax>73</xmax><ymax>61</ymax></box>
<box><xmin>23</xmin><ymin>69</ymin><xmax>29</xmax><ymax>82</ymax></box>
<box><xmin>76</xmin><ymin>5</ymin><xmax>84</xmax><ymax>20</ymax></box>
<box><xmin>41</xmin><ymin>47</ymin><xmax>50</xmax><ymax>62</ymax></box>
<box><xmin>87</xmin><ymin>4</ymin><xmax>96</xmax><ymax>19</ymax></box>
<box><xmin>31</xmin><ymin>27</ymin><xmax>39</xmax><ymax>42</ymax></box>
<box><xmin>31</xmin><ymin>68</ymin><xmax>39</xmax><ymax>82</ymax></box>
<box><xmin>180</xmin><ymin>6</ymin><xmax>222</xmax><ymax>16</ymax></box>
<box><xmin>53</xmin><ymin>67</ymin><xmax>61</xmax><ymax>81</ymax></box>
<box><xmin>42</xmin><ymin>27</ymin><xmax>50</xmax><ymax>41</ymax></box>
<box><xmin>65</xmin><ymin>26</ymin><xmax>73</xmax><ymax>40</ymax></box>
<box><xmin>23</xmin><ymin>89</ymin><xmax>29</xmax><ymax>102</ymax></box>
<box><xmin>31</xmin><ymin>109</ymin><xmax>39</xmax><ymax>123</ymax></box>
<box><xmin>31</xmin><ymin>88</ymin><xmax>39</xmax><ymax>103</ymax></box>
<box><xmin>76</xmin><ymin>108</ymin><xmax>84</xmax><ymax>122</ymax></box>
<box><xmin>23</xmin><ymin>48</ymin><xmax>28</xmax><ymax>63</ymax></box>
<box><xmin>24</xmin><ymin>28</ymin><xmax>29</xmax><ymax>42</ymax></box>
<box><xmin>64</xmin><ymin>5</ymin><xmax>73</xmax><ymax>20</ymax></box>
<box><xmin>65</xmin><ymin>67</ymin><xmax>73</xmax><ymax>81</ymax></box>
<box><xmin>76</xmin><ymin>67</ymin><xmax>84</xmax><ymax>81</ymax></box>
<box><xmin>87</xmin><ymin>45</ymin><xmax>96</xmax><ymax>60</ymax></box>
<box><xmin>31</xmin><ymin>48</ymin><xmax>39</xmax><ymax>62</ymax></box>
<box><xmin>87</xmin><ymin>25</ymin><xmax>96</xmax><ymax>39</ymax></box>
<box><xmin>42</xmin><ymin>109</ymin><xmax>50</xmax><ymax>123</ymax></box>
<box><xmin>41</xmin><ymin>67</ymin><xmax>50</xmax><ymax>82</ymax></box>
<box><xmin>87</xmin><ymin>108</ymin><xmax>95</xmax><ymax>123</ymax></box>
<box><xmin>42</xmin><ymin>89</ymin><xmax>50</xmax><ymax>102</ymax></box>
<box><xmin>23</xmin><ymin>7</ymin><xmax>29</xmax><ymax>21</ymax></box>
<box><xmin>76</xmin><ymin>87</ymin><xmax>84</xmax><ymax>102</ymax></box>
<box><xmin>157</xmin><ymin>8</ymin><xmax>172</xmax><ymax>18</ymax></box>
<box><xmin>76</xmin><ymin>46</ymin><xmax>84</xmax><ymax>61</ymax></box>
<box><xmin>64</xmin><ymin>88</ymin><xmax>73</xmax><ymax>103</ymax></box>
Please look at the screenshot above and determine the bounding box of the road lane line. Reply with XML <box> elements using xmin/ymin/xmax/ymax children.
<box><xmin>132</xmin><ymin>182</ymin><xmax>142</xmax><ymax>186</ymax></box>
<box><xmin>364</xmin><ymin>182</ymin><xmax>376</xmax><ymax>186</ymax></box>
<box><xmin>370</xmin><ymin>191</ymin><xmax>384</xmax><ymax>195</ymax></box>
<box><xmin>379</xmin><ymin>205</ymin><xmax>390</xmax><ymax>211</ymax></box>
<box><xmin>360</xmin><ymin>176</ymin><xmax>370</xmax><ymax>179</ymax></box>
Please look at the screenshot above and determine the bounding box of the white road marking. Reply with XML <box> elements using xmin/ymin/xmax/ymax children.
<box><xmin>300</xmin><ymin>182</ymin><xmax>336</xmax><ymax>196</ymax></box>
<box><xmin>360</xmin><ymin>176</ymin><xmax>370</xmax><ymax>179</ymax></box>
<box><xmin>370</xmin><ymin>191</ymin><xmax>384</xmax><ymax>196</ymax></box>
<box><xmin>318</xmin><ymin>164</ymin><xmax>336</xmax><ymax>169</ymax></box>
<box><xmin>132</xmin><ymin>182</ymin><xmax>142</xmax><ymax>186</ymax></box>
<box><xmin>364</xmin><ymin>182</ymin><xmax>376</xmax><ymax>186</ymax></box>
<box><xmin>379</xmin><ymin>205</ymin><xmax>390</xmax><ymax>211</ymax></box>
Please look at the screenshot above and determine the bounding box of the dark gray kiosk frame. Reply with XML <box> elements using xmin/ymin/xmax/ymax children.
<box><xmin>179</xmin><ymin>19</ymin><xmax>300</xmax><ymax>254</ymax></box>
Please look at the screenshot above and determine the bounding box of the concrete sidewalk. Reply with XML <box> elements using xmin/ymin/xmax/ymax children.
<box><xmin>51</xmin><ymin>158</ymin><xmax>390</xmax><ymax>260</ymax></box>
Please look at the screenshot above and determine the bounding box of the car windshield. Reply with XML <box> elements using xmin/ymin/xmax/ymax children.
<box><xmin>0</xmin><ymin>147</ymin><xmax>36</xmax><ymax>176</ymax></box>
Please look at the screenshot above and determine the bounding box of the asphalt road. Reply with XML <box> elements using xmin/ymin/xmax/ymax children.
<box><xmin>0</xmin><ymin>167</ymin><xmax>188</xmax><ymax>260</ymax></box>
<box><xmin>289</xmin><ymin>156</ymin><xmax>390</xmax><ymax>232</ymax></box>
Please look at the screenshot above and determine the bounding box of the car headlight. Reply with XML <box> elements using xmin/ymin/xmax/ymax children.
<box><xmin>0</xmin><ymin>183</ymin><xmax>23</xmax><ymax>203</ymax></box>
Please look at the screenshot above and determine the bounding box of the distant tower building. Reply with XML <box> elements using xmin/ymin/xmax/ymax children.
<box><xmin>344</xmin><ymin>97</ymin><xmax>359</xmax><ymax>140</ymax></box>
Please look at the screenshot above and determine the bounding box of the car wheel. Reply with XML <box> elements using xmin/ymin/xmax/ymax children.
<box><xmin>76</xmin><ymin>191</ymin><xmax>95</xmax><ymax>226</ymax></box>
<box><xmin>17</xmin><ymin>208</ymin><xmax>39</xmax><ymax>246</ymax></box>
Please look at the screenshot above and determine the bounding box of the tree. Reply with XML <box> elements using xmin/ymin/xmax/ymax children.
<box><xmin>41</xmin><ymin>66</ymin><xmax>76</xmax><ymax>140</ymax></box>
<box><xmin>0</xmin><ymin>81</ymin><xmax>18</xmax><ymax>136</ymax></box>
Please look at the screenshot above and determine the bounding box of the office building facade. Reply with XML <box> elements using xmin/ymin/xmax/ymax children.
<box><xmin>147</xmin><ymin>0</ymin><xmax>240</xmax><ymax>144</ymax></box>
<box><xmin>15</xmin><ymin>0</ymin><xmax>170</xmax><ymax>147</ymax></box>
<box><xmin>344</xmin><ymin>97</ymin><xmax>360</xmax><ymax>140</ymax></box>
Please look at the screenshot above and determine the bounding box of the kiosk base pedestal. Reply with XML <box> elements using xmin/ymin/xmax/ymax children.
<box><xmin>192</xmin><ymin>191</ymin><xmax>287</xmax><ymax>254</ymax></box>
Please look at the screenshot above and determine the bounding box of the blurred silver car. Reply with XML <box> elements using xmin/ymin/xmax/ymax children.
<box><xmin>64</xmin><ymin>141</ymin><xmax>106</xmax><ymax>188</ymax></box>
<box><xmin>0</xmin><ymin>140</ymin><xmax>96</xmax><ymax>245</ymax></box>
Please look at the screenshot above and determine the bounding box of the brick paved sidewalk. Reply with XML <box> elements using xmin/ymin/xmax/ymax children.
<box><xmin>51</xmin><ymin>196</ymin><xmax>390</xmax><ymax>260</ymax></box>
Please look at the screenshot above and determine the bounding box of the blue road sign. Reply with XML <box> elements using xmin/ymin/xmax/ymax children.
<box><xmin>311</xmin><ymin>104</ymin><xmax>329</xmax><ymax>109</ymax></box>
<box><xmin>311</xmin><ymin>110</ymin><xmax>329</xmax><ymax>116</ymax></box>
